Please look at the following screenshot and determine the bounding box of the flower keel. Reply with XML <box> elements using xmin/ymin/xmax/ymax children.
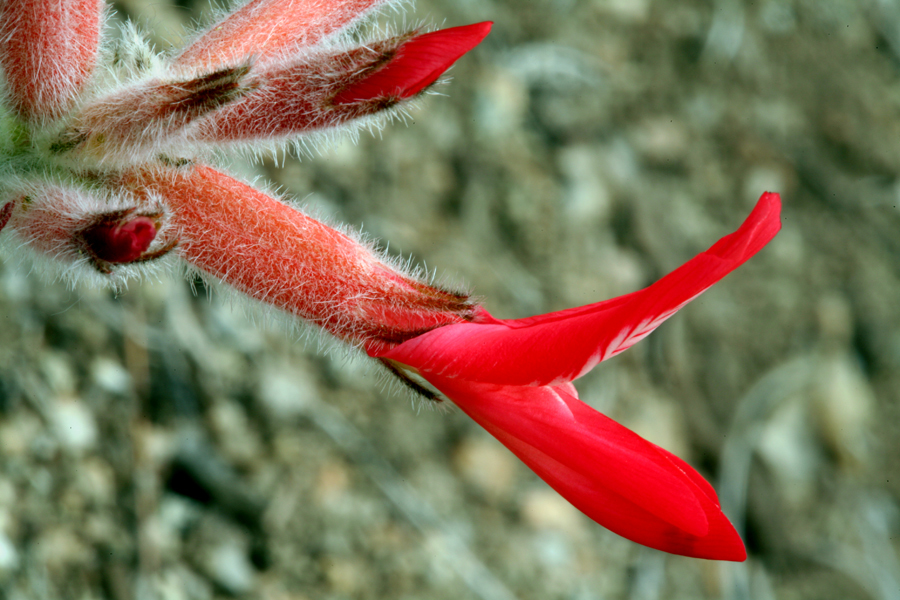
<box><xmin>371</xmin><ymin>193</ymin><xmax>782</xmax><ymax>560</ymax></box>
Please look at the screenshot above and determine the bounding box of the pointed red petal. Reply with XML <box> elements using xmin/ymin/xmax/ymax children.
<box><xmin>430</xmin><ymin>376</ymin><xmax>746</xmax><ymax>560</ymax></box>
<box><xmin>332</xmin><ymin>22</ymin><xmax>492</xmax><ymax>104</ymax></box>
<box><xmin>376</xmin><ymin>193</ymin><xmax>780</xmax><ymax>386</ymax></box>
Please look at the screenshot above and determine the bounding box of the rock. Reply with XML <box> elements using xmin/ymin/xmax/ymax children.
<box><xmin>50</xmin><ymin>397</ymin><xmax>98</xmax><ymax>454</ymax></box>
<box><xmin>207</xmin><ymin>542</ymin><xmax>256</xmax><ymax>596</ymax></box>
<box><xmin>0</xmin><ymin>530</ymin><xmax>18</xmax><ymax>574</ymax></box>
<box><xmin>453</xmin><ymin>436</ymin><xmax>517</xmax><ymax>499</ymax></box>
<box><xmin>520</xmin><ymin>488</ymin><xmax>584</xmax><ymax>535</ymax></box>
<box><xmin>90</xmin><ymin>357</ymin><xmax>132</xmax><ymax>395</ymax></box>
<box><xmin>257</xmin><ymin>360</ymin><xmax>318</xmax><ymax>420</ymax></box>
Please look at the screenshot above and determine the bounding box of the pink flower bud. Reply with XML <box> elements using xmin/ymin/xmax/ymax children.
<box><xmin>2</xmin><ymin>181</ymin><xmax>175</xmax><ymax>282</ymax></box>
<box><xmin>192</xmin><ymin>23</ymin><xmax>491</xmax><ymax>144</ymax></box>
<box><xmin>78</xmin><ymin>214</ymin><xmax>158</xmax><ymax>264</ymax></box>
<box><xmin>125</xmin><ymin>165</ymin><xmax>475</xmax><ymax>347</ymax></box>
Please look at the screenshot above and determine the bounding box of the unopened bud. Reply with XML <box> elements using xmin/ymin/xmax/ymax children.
<box><xmin>79</xmin><ymin>214</ymin><xmax>158</xmax><ymax>263</ymax></box>
<box><xmin>332</xmin><ymin>22</ymin><xmax>493</xmax><ymax>105</ymax></box>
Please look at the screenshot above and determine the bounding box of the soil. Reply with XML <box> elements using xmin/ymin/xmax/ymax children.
<box><xmin>2</xmin><ymin>0</ymin><xmax>899</xmax><ymax>598</ymax></box>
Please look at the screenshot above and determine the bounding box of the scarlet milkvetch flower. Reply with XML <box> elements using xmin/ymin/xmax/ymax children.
<box><xmin>373</xmin><ymin>192</ymin><xmax>781</xmax><ymax>561</ymax></box>
<box><xmin>0</xmin><ymin>0</ymin><xmax>781</xmax><ymax>562</ymax></box>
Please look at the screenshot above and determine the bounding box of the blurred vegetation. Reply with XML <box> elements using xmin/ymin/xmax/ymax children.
<box><xmin>1</xmin><ymin>0</ymin><xmax>899</xmax><ymax>598</ymax></box>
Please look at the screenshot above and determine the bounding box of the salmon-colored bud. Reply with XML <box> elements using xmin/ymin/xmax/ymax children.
<box><xmin>3</xmin><ymin>181</ymin><xmax>177</xmax><ymax>281</ymax></box>
<box><xmin>51</xmin><ymin>63</ymin><xmax>254</xmax><ymax>163</ymax></box>
<box><xmin>175</xmin><ymin>0</ymin><xmax>391</xmax><ymax>70</ymax></box>
<box><xmin>126</xmin><ymin>165</ymin><xmax>476</xmax><ymax>348</ymax></box>
<box><xmin>79</xmin><ymin>215</ymin><xmax>158</xmax><ymax>264</ymax></box>
<box><xmin>192</xmin><ymin>22</ymin><xmax>491</xmax><ymax>144</ymax></box>
<box><xmin>0</xmin><ymin>0</ymin><xmax>101</xmax><ymax>121</ymax></box>
<box><xmin>333</xmin><ymin>22</ymin><xmax>493</xmax><ymax>104</ymax></box>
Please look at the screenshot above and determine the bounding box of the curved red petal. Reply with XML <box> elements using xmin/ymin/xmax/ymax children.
<box><xmin>332</xmin><ymin>22</ymin><xmax>492</xmax><ymax>105</ymax></box>
<box><xmin>375</xmin><ymin>193</ymin><xmax>780</xmax><ymax>385</ymax></box>
<box><xmin>430</xmin><ymin>376</ymin><xmax>745</xmax><ymax>560</ymax></box>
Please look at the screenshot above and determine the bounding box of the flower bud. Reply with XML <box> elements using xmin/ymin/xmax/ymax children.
<box><xmin>78</xmin><ymin>214</ymin><xmax>158</xmax><ymax>264</ymax></box>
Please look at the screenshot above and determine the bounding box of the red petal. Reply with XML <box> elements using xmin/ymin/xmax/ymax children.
<box><xmin>375</xmin><ymin>193</ymin><xmax>781</xmax><ymax>385</ymax></box>
<box><xmin>332</xmin><ymin>22</ymin><xmax>492</xmax><ymax>105</ymax></box>
<box><xmin>430</xmin><ymin>376</ymin><xmax>746</xmax><ymax>560</ymax></box>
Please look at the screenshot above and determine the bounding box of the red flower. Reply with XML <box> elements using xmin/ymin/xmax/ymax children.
<box><xmin>370</xmin><ymin>192</ymin><xmax>782</xmax><ymax>561</ymax></box>
<box><xmin>0</xmin><ymin>0</ymin><xmax>781</xmax><ymax>563</ymax></box>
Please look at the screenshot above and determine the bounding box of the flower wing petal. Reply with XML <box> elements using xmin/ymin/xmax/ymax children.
<box><xmin>376</xmin><ymin>193</ymin><xmax>781</xmax><ymax>386</ymax></box>
<box><xmin>430</xmin><ymin>376</ymin><xmax>706</xmax><ymax>537</ymax></box>
<box><xmin>428</xmin><ymin>376</ymin><xmax>745</xmax><ymax>560</ymax></box>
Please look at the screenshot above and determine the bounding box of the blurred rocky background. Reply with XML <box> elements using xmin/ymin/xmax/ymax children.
<box><xmin>2</xmin><ymin>0</ymin><xmax>900</xmax><ymax>598</ymax></box>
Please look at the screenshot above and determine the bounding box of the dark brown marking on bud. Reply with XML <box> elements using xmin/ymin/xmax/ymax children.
<box><xmin>158</xmin><ymin>154</ymin><xmax>195</xmax><ymax>168</ymax></box>
<box><xmin>167</xmin><ymin>63</ymin><xmax>257</xmax><ymax>118</ymax></box>
<box><xmin>49</xmin><ymin>129</ymin><xmax>89</xmax><ymax>154</ymax></box>
<box><xmin>360</xmin><ymin>290</ymin><xmax>478</xmax><ymax>348</ymax></box>
<box><xmin>0</xmin><ymin>202</ymin><xmax>13</xmax><ymax>233</ymax></box>
<box><xmin>379</xmin><ymin>358</ymin><xmax>441</xmax><ymax>401</ymax></box>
